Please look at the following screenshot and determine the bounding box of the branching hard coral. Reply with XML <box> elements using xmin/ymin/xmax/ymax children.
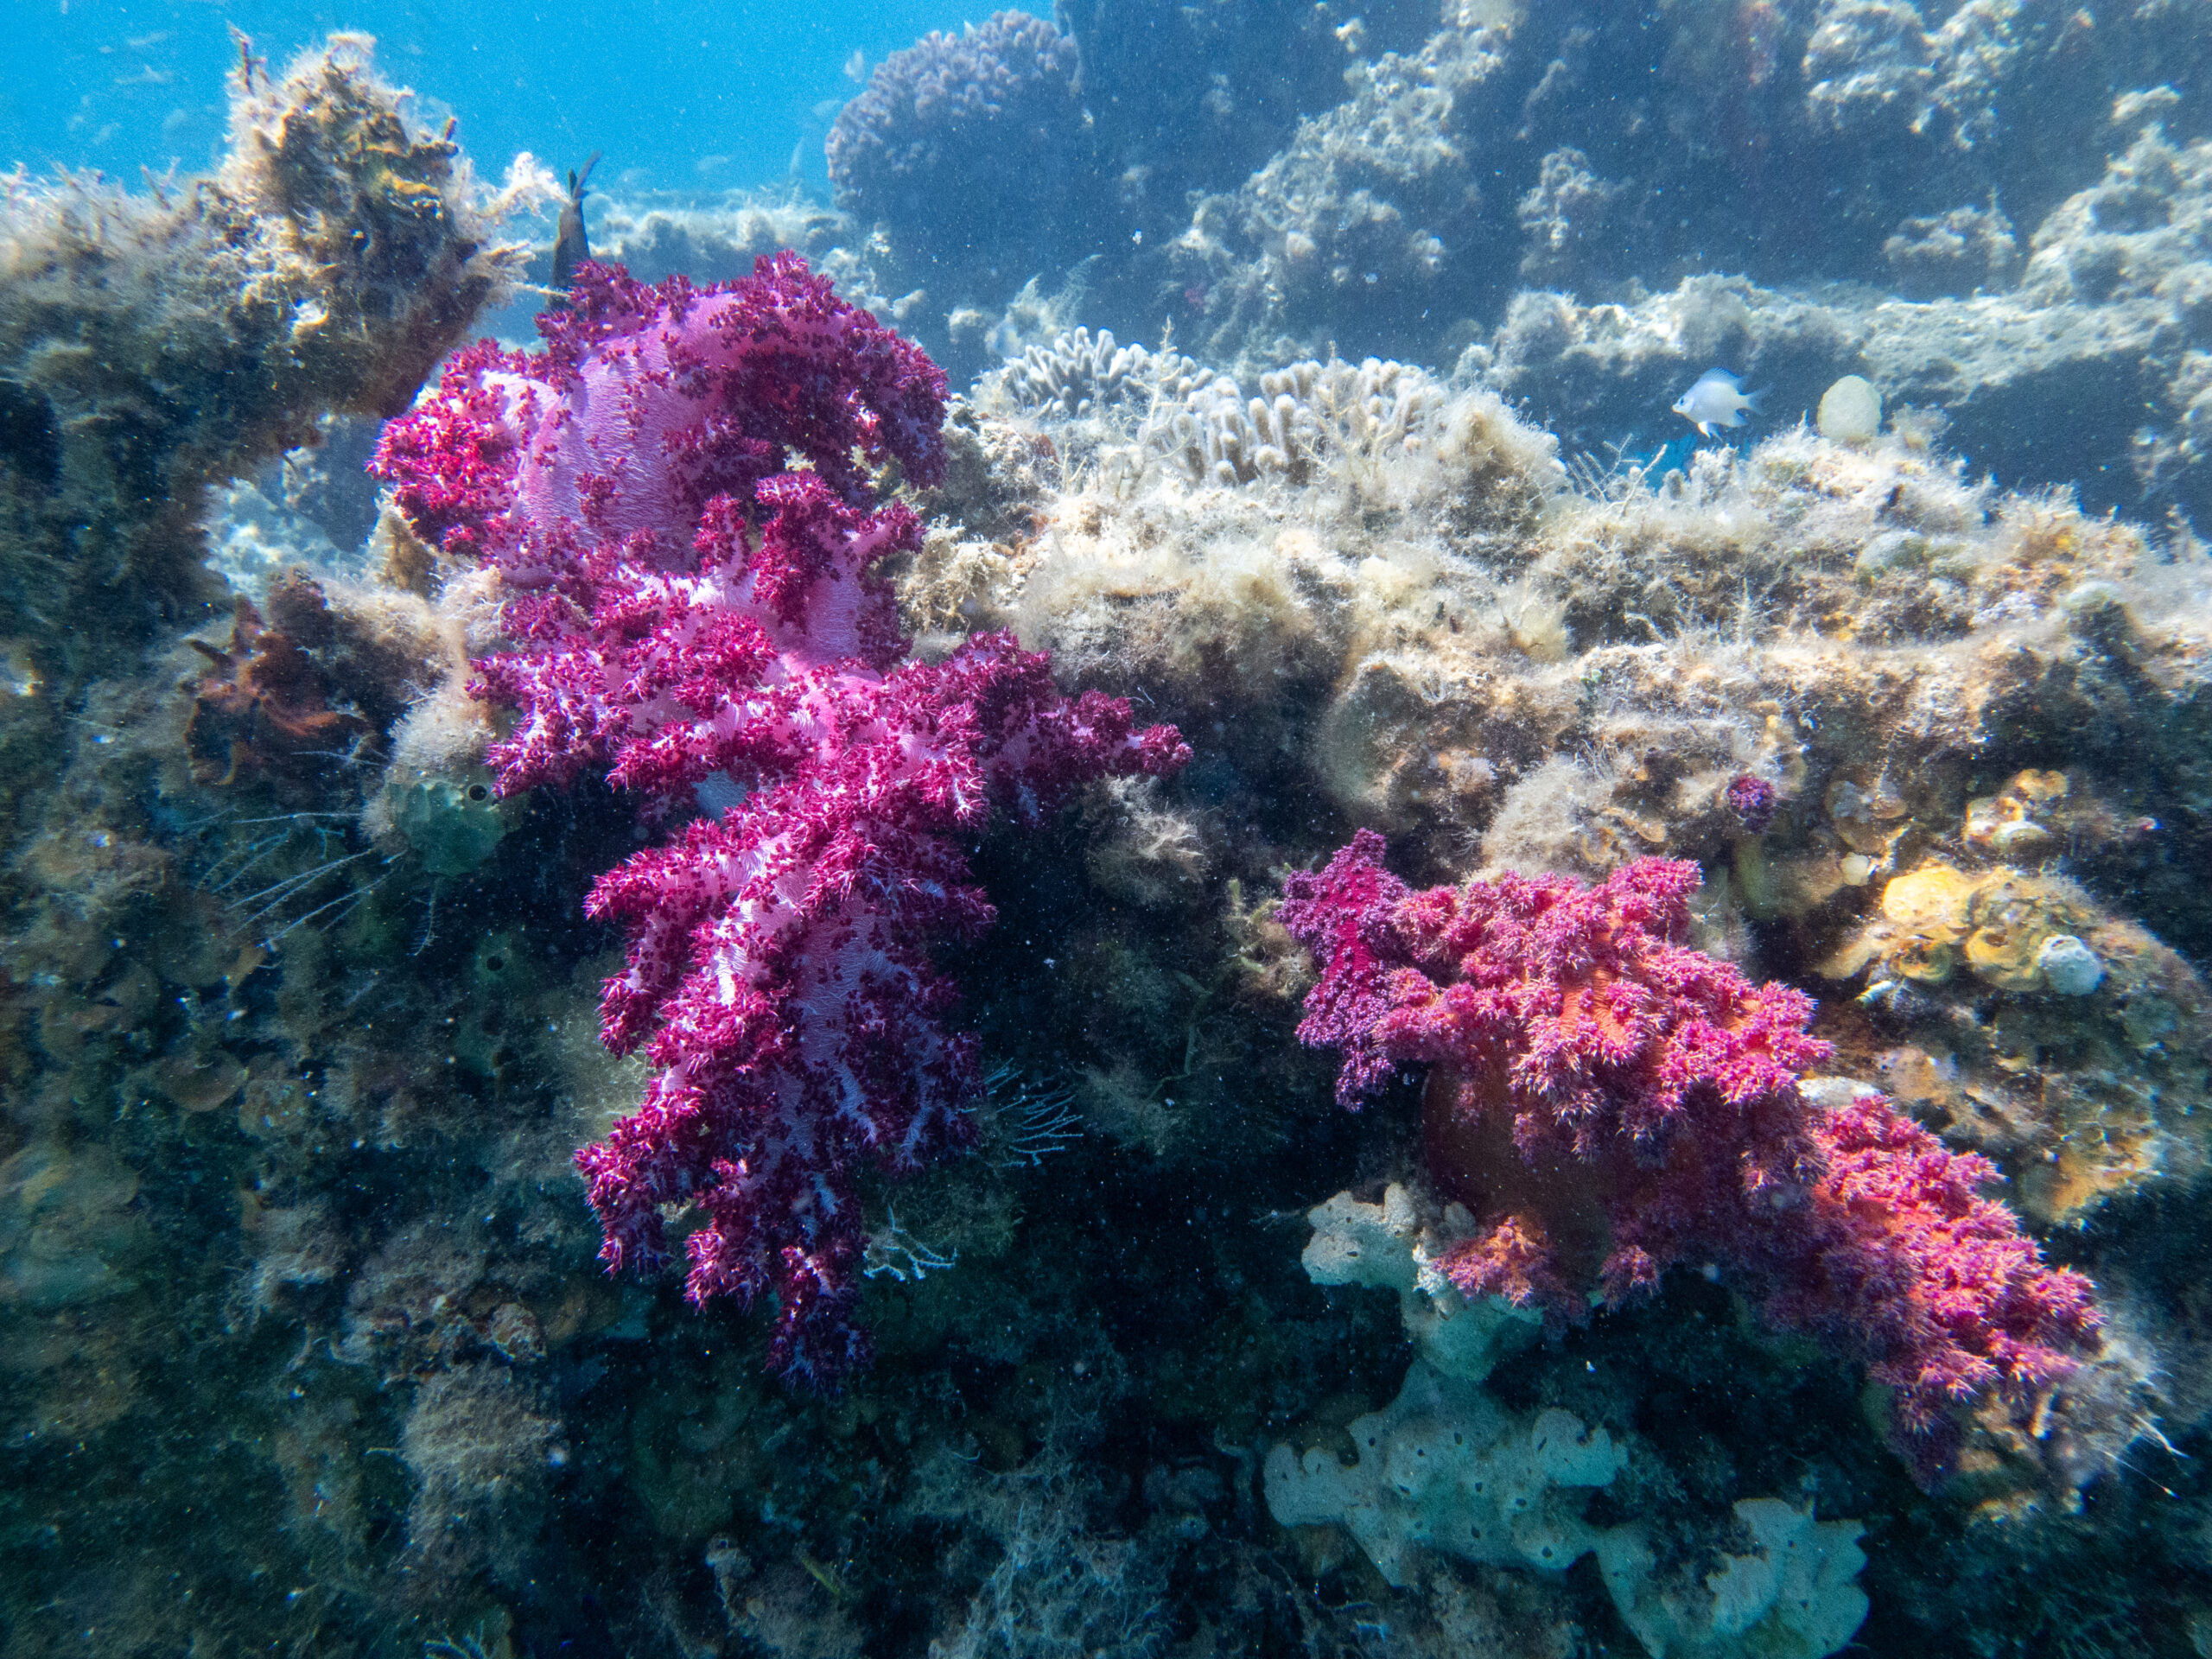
<box><xmin>988</xmin><ymin>328</ymin><xmax>1532</xmax><ymax>500</ymax></box>
<box><xmin>1278</xmin><ymin>830</ymin><xmax>2101</xmax><ymax>1484</ymax></box>
<box><xmin>372</xmin><ymin>255</ymin><xmax>1187</xmax><ymax>1384</ymax></box>
<box><xmin>950</xmin><ymin>343</ymin><xmax>1580</xmax><ymax>864</ymax></box>
<box><xmin>0</xmin><ymin>35</ymin><xmax>543</xmax><ymax>658</ymax></box>
<box><xmin>998</xmin><ymin>327</ymin><xmax>1187</xmax><ymax>423</ymax></box>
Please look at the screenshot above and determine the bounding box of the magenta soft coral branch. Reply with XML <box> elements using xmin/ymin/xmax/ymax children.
<box><xmin>374</xmin><ymin>256</ymin><xmax>1188</xmax><ymax>1383</ymax></box>
<box><xmin>1278</xmin><ymin>830</ymin><xmax>2099</xmax><ymax>1484</ymax></box>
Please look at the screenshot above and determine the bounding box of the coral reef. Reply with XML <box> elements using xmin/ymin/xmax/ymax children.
<box><xmin>997</xmin><ymin>327</ymin><xmax>1488</xmax><ymax>493</ymax></box>
<box><xmin>0</xmin><ymin>506</ymin><xmax>624</xmax><ymax>1649</ymax></box>
<box><xmin>1166</xmin><ymin>0</ymin><xmax>2205</xmax><ymax>355</ymax></box>
<box><xmin>828</xmin><ymin>11</ymin><xmax>1087</xmax><ymax>248</ymax></box>
<box><xmin>938</xmin><ymin>339</ymin><xmax>2212</xmax><ymax>935</ymax></box>
<box><xmin>876</xmin><ymin>305</ymin><xmax>2212</xmax><ymax>1637</ymax></box>
<box><xmin>373</xmin><ymin>254</ymin><xmax>1187</xmax><ymax>1382</ymax></box>
<box><xmin>820</xmin><ymin>0</ymin><xmax>1442</xmax><ymax>384</ymax></box>
<box><xmin>1278</xmin><ymin>1185</ymin><xmax>1878</xmax><ymax>1657</ymax></box>
<box><xmin>583</xmin><ymin>190</ymin><xmax>843</xmax><ymax>289</ymax></box>
<box><xmin>11</xmin><ymin>8</ymin><xmax>2212</xmax><ymax>1654</ymax></box>
<box><xmin>1167</xmin><ymin>21</ymin><xmax>1502</xmax><ymax>366</ymax></box>
<box><xmin>806</xmin><ymin>0</ymin><xmax>2211</xmax><ymax>523</ymax></box>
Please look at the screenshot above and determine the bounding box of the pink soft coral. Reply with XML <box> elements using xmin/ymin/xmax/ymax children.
<box><xmin>373</xmin><ymin>257</ymin><xmax>1187</xmax><ymax>1383</ymax></box>
<box><xmin>1278</xmin><ymin>830</ymin><xmax>2099</xmax><ymax>1482</ymax></box>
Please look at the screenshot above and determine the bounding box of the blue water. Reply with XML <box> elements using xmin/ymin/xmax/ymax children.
<box><xmin>2</xmin><ymin>0</ymin><xmax>977</xmax><ymax>194</ymax></box>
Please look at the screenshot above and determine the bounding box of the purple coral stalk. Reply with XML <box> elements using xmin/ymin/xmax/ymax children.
<box><xmin>374</xmin><ymin>256</ymin><xmax>1188</xmax><ymax>1383</ymax></box>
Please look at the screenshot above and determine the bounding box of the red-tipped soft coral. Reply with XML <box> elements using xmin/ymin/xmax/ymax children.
<box><xmin>1277</xmin><ymin>829</ymin><xmax>2100</xmax><ymax>1483</ymax></box>
<box><xmin>372</xmin><ymin>256</ymin><xmax>1188</xmax><ymax>1384</ymax></box>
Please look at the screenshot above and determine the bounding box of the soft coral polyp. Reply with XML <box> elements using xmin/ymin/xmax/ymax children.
<box><xmin>373</xmin><ymin>255</ymin><xmax>1187</xmax><ymax>1384</ymax></box>
<box><xmin>1278</xmin><ymin>829</ymin><xmax>2099</xmax><ymax>1484</ymax></box>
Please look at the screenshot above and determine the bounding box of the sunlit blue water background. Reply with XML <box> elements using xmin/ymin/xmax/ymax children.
<box><xmin>3</xmin><ymin>0</ymin><xmax>977</xmax><ymax>195</ymax></box>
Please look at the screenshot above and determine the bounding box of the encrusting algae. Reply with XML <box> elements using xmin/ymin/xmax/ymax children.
<box><xmin>1817</xmin><ymin>780</ymin><xmax>2212</xmax><ymax>1226</ymax></box>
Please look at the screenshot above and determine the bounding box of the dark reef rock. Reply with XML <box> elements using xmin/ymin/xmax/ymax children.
<box><xmin>1482</xmin><ymin>118</ymin><xmax>2212</xmax><ymax>521</ymax></box>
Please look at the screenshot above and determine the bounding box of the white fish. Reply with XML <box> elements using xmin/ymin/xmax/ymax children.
<box><xmin>1671</xmin><ymin>368</ymin><xmax>1761</xmax><ymax>437</ymax></box>
<box><xmin>844</xmin><ymin>48</ymin><xmax>867</xmax><ymax>82</ymax></box>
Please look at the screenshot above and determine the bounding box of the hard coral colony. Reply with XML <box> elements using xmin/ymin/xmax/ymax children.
<box><xmin>373</xmin><ymin>255</ymin><xmax>1188</xmax><ymax>1382</ymax></box>
<box><xmin>1278</xmin><ymin>830</ymin><xmax>2101</xmax><ymax>1483</ymax></box>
